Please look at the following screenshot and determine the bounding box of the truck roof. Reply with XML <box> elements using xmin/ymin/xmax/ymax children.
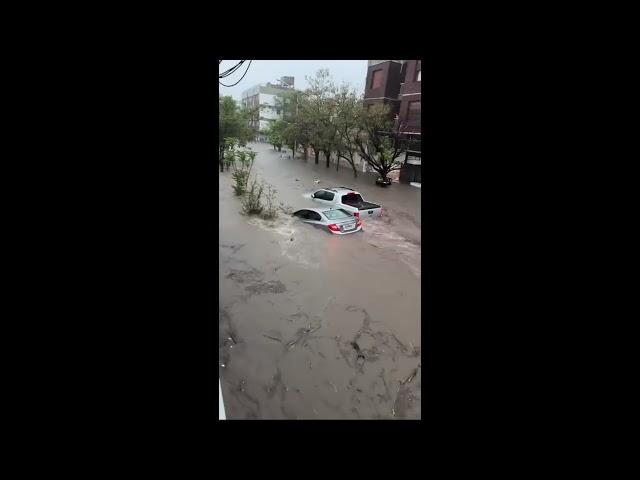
<box><xmin>322</xmin><ymin>187</ymin><xmax>359</xmax><ymax>195</ymax></box>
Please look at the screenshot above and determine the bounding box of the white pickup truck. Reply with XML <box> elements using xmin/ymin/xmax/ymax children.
<box><xmin>310</xmin><ymin>187</ymin><xmax>383</xmax><ymax>219</ymax></box>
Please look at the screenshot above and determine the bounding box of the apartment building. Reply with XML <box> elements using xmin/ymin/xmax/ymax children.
<box><xmin>241</xmin><ymin>77</ymin><xmax>295</xmax><ymax>138</ymax></box>
<box><xmin>364</xmin><ymin>60</ymin><xmax>421</xmax><ymax>186</ymax></box>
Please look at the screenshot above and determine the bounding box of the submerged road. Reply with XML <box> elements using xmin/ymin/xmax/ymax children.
<box><xmin>219</xmin><ymin>142</ymin><xmax>421</xmax><ymax>419</ymax></box>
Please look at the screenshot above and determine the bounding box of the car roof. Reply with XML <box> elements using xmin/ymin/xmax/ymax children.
<box><xmin>297</xmin><ymin>207</ymin><xmax>349</xmax><ymax>213</ymax></box>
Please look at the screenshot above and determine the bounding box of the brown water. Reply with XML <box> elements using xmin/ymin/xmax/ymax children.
<box><xmin>219</xmin><ymin>142</ymin><xmax>421</xmax><ymax>419</ymax></box>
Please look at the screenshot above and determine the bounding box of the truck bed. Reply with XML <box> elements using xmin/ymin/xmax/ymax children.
<box><xmin>342</xmin><ymin>199</ymin><xmax>380</xmax><ymax>210</ymax></box>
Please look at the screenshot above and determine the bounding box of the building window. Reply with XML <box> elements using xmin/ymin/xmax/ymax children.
<box><xmin>370</xmin><ymin>69</ymin><xmax>383</xmax><ymax>89</ymax></box>
<box><xmin>407</xmin><ymin>100</ymin><xmax>421</xmax><ymax>123</ymax></box>
<box><xmin>415</xmin><ymin>61</ymin><xmax>421</xmax><ymax>82</ymax></box>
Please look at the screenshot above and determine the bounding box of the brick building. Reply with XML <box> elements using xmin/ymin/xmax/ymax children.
<box><xmin>363</xmin><ymin>60</ymin><xmax>421</xmax><ymax>186</ymax></box>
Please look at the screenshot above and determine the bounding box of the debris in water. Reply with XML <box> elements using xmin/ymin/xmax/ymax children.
<box><xmin>221</xmin><ymin>364</ymin><xmax>225</xmax><ymax>368</ymax></box>
<box><xmin>328</xmin><ymin>381</ymin><xmax>338</xmax><ymax>393</ymax></box>
<box><xmin>263</xmin><ymin>334</ymin><xmax>282</xmax><ymax>342</ymax></box>
<box><xmin>290</xmin><ymin>237</ymin><xmax>294</xmax><ymax>241</ymax></box>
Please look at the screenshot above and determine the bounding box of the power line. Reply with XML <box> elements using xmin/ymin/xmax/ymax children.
<box><xmin>219</xmin><ymin>60</ymin><xmax>252</xmax><ymax>87</ymax></box>
<box><xmin>220</xmin><ymin>62</ymin><xmax>244</xmax><ymax>78</ymax></box>
<box><xmin>219</xmin><ymin>60</ymin><xmax>245</xmax><ymax>79</ymax></box>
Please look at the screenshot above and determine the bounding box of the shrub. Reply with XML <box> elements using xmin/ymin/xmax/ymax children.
<box><xmin>261</xmin><ymin>183</ymin><xmax>278</xmax><ymax>220</ymax></box>
<box><xmin>230</xmin><ymin>146</ymin><xmax>256</xmax><ymax>196</ymax></box>
<box><xmin>242</xmin><ymin>176</ymin><xmax>265</xmax><ymax>215</ymax></box>
<box><xmin>232</xmin><ymin>171</ymin><xmax>249</xmax><ymax>196</ymax></box>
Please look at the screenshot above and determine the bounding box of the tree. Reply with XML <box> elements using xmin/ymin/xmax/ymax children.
<box><xmin>274</xmin><ymin>89</ymin><xmax>299</xmax><ymax>124</ymax></box>
<box><xmin>219</xmin><ymin>96</ymin><xmax>256</xmax><ymax>172</ymax></box>
<box><xmin>289</xmin><ymin>94</ymin><xmax>313</xmax><ymax>158</ymax></box>
<box><xmin>333</xmin><ymin>84</ymin><xmax>363</xmax><ymax>178</ymax></box>
<box><xmin>265</xmin><ymin>120</ymin><xmax>287</xmax><ymax>151</ymax></box>
<box><xmin>275</xmin><ymin>89</ymin><xmax>303</xmax><ymax>158</ymax></box>
<box><xmin>301</xmin><ymin>69</ymin><xmax>333</xmax><ymax>165</ymax></box>
<box><xmin>354</xmin><ymin>104</ymin><xmax>405</xmax><ymax>182</ymax></box>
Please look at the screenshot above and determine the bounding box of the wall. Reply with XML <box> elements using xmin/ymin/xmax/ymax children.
<box><xmin>258</xmin><ymin>93</ymin><xmax>282</xmax><ymax>132</ymax></box>
<box><xmin>364</xmin><ymin>61</ymin><xmax>402</xmax><ymax>116</ymax></box>
<box><xmin>398</xmin><ymin>60</ymin><xmax>422</xmax><ymax>132</ymax></box>
<box><xmin>364</xmin><ymin>61</ymin><xmax>402</xmax><ymax>100</ymax></box>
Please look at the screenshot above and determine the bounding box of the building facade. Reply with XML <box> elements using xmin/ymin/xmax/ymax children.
<box><xmin>364</xmin><ymin>60</ymin><xmax>421</xmax><ymax>186</ymax></box>
<box><xmin>241</xmin><ymin>77</ymin><xmax>295</xmax><ymax>138</ymax></box>
<box><xmin>363</xmin><ymin>60</ymin><xmax>404</xmax><ymax>116</ymax></box>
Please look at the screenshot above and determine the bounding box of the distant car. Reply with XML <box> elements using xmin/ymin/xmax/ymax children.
<box><xmin>292</xmin><ymin>207</ymin><xmax>363</xmax><ymax>235</ymax></box>
<box><xmin>376</xmin><ymin>177</ymin><xmax>392</xmax><ymax>187</ymax></box>
<box><xmin>310</xmin><ymin>187</ymin><xmax>383</xmax><ymax>219</ymax></box>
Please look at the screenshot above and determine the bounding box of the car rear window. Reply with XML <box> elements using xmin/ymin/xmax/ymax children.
<box><xmin>322</xmin><ymin>209</ymin><xmax>351</xmax><ymax>220</ymax></box>
<box><xmin>342</xmin><ymin>193</ymin><xmax>363</xmax><ymax>203</ymax></box>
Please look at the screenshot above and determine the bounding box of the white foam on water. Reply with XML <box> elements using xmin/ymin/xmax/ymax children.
<box><xmin>362</xmin><ymin>220</ymin><xmax>421</xmax><ymax>279</ymax></box>
<box><xmin>246</xmin><ymin>216</ymin><xmax>320</xmax><ymax>269</ymax></box>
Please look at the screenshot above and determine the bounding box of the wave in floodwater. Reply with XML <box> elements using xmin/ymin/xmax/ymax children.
<box><xmin>362</xmin><ymin>220</ymin><xmax>421</xmax><ymax>279</ymax></box>
<box><xmin>246</xmin><ymin>214</ymin><xmax>321</xmax><ymax>269</ymax></box>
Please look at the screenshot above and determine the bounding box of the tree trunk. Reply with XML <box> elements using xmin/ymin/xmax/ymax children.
<box><xmin>325</xmin><ymin>150</ymin><xmax>331</xmax><ymax>168</ymax></box>
<box><xmin>314</xmin><ymin>150</ymin><xmax>319</xmax><ymax>164</ymax></box>
<box><xmin>219</xmin><ymin>146</ymin><xmax>225</xmax><ymax>172</ymax></box>
<box><xmin>278</xmin><ymin>146</ymin><xmax>282</xmax><ymax>152</ymax></box>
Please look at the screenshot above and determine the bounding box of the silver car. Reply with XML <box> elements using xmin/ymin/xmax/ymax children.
<box><xmin>292</xmin><ymin>207</ymin><xmax>363</xmax><ymax>235</ymax></box>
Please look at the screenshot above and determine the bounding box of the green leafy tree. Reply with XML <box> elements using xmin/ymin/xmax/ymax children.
<box><xmin>333</xmin><ymin>84</ymin><xmax>364</xmax><ymax>178</ymax></box>
<box><xmin>300</xmin><ymin>69</ymin><xmax>334</xmax><ymax>165</ymax></box>
<box><xmin>219</xmin><ymin>96</ymin><xmax>256</xmax><ymax>172</ymax></box>
<box><xmin>354</xmin><ymin>104</ymin><xmax>405</xmax><ymax>182</ymax></box>
<box><xmin>266</xmin><ymin>120</ymin><xmax>287</xmax><ymax>151</ymax></box>
<box><xmin>230</xmin><ymin>146</ymin><xmax>256</xmax><ymax>196</ymax></box>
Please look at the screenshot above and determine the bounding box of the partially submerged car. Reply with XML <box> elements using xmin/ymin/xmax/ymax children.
<box><xmin>292</xmin><ymin>207</ymin><xmax>363</xmax><ymax>235</ymax></box>
<box><xmin>375</xmin><ymin>176</ymin><xmax>392</xmax><ymax>187</ymax></box>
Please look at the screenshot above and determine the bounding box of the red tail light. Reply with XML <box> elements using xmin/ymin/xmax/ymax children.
<box><xmin>328</xmin><ymin>224</ymin><xmax>340</xmax><ymax>232</ymax></box>
<box><xmin>353</xmin><ymin>211</ymin><xmax>360</xmax><ymax>218</ymax></box>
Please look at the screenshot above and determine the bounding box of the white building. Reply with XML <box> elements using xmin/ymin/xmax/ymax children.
<box><xmin>241</xmin><ymin>78</ymin><xmax>295</xmax><ymax>139</ymax></box>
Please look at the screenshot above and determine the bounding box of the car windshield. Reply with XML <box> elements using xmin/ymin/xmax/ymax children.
<box><xmin>322</xmin><ymin>209</ymin><xmax>351</xmax><ymax>220</ymax></box>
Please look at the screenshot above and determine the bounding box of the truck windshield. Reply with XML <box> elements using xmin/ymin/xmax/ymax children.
<box><xmin>322</xmin><ymin>209</ymin><xmax>351</xmax><ymax>220</ymax></box>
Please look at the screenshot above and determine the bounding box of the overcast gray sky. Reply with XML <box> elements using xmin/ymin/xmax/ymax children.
<box><xmin>219</xmin><ymin>60</ymin><xmax>368</xmax><ymax>100</ymax></box>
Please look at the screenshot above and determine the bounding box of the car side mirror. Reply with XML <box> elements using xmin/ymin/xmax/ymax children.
<box><xmin>311</xmin><ymin>193</ymin><xmax>315</xmax><ymax>198</ymax></box>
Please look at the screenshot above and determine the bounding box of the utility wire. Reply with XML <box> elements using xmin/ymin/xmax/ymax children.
<box><xmin>220</xmin><ymin>62</ymin><xmax>243</xmax><ymax>78</ymax></box>
<box><xmin>219</xmin><ymin>60</ymin><xmax>252</xmax><ymax>87</ymax></box>
<box><xmin>219</xmin><ymin>60</ymin><xmax>245</xmax><ymax>79</ymax></box>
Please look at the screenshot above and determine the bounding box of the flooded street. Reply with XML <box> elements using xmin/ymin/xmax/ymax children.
<box><xmin>219</xmin><ymin>142</ymin><xmax>421</xmax><ymax>419</ymax></box>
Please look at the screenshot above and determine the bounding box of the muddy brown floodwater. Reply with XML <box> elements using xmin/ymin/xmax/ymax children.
<box><xmin>219</xmin><ymin>142</ymin><xmax>421</xmax><ymax>419</ymax></box>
